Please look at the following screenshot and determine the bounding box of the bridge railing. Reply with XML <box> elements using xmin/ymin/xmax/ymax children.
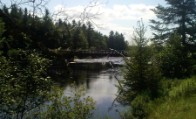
<box><xmin>49</xmin><ymin>49</ymin><xmax>128</xmax><ymax>57</ymax></box>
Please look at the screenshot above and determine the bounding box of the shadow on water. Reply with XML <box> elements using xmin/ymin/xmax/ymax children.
<box><xmin>48</xmin><ymin>57</ymin><xmax>128</xmax><ymax>119</ymax></box>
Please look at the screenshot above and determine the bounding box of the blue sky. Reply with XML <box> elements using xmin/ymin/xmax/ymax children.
<box><xmin>1</xmin><ymin>0</ymin><xmax>166</xmax><ymax>42</ymax></box>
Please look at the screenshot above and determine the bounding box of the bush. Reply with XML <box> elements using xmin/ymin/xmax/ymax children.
<box><xmin>122</xmin><ymin>93</ymin><xmax>152</xmax><ymax>119</ymax></box>
<box><xmin>0</xmin><ymin>50</ymin><xmax>52</xmax><ymax>119</ymax></box>
<box><xmin>41</xmin><ymin>85</ymin><xmax>95</xmax><ymax>119</ymax></box>
<box><xmin>131</xmin><ymin>94</ymin><xmax>151</xmax><ymax>119</ymax></box>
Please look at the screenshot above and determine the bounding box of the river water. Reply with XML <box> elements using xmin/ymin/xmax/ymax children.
<box><xmin>60</xmin><ymin>57</ymin><xmax>127</xmax><ymax>119</ymax></box>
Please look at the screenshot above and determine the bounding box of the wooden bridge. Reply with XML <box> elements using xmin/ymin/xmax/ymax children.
<box><xmin>48</xmin><ymin>49</ymin><xmax>128</xmax><ymax>58</ymax></box>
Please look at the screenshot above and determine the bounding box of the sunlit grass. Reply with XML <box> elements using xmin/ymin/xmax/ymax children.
<box><xmin>149</xmin><ymin>95</ymin><xmax>196</xmax><ymax>119</ymax></box>
<box><xmin>149</xmin><ymin>76</ymin><xmax>196</xmax><ymax>119</ymax></box>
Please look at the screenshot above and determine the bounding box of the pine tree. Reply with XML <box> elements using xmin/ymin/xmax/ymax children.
<box><xmin>86</xmin><ymin>22</ymin><xmax>93</xmax><ymax>49</ymax></box>
<box><xmin>118</xmin><ymin>20</ymin><xmax>161</xmax><ymax>104</ymax></box>
<box><xmin>150</xmin><ymin>0</ymin><xmax>195</xmax><ymax>78</ymax></box>
<box><xmin>150</xmin><ymin>0</ymin><xmax>196</xmax><ymax>48</ymax></box>
<box><xmin>160</xmin><ymin>33</ymin><xmax>191</xmax><ymax>78</ymax></box>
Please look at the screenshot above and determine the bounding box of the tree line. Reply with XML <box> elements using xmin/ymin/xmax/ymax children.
<box><xmin>0</xmin><ymin>5</ymin><xmax>128</xmax><ymax>54</ymax></box>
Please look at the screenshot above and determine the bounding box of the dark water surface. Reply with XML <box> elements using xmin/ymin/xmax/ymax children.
<box><xmin>61</xmin><ymin>57</ymin><xmax>127</xmax><ymax>119</ymax></box>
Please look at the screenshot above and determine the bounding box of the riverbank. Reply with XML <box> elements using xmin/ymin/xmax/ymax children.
<box><xmin>149</xmin><ymin>94</ymin><xmax>196</xmax><ymax>119</ymax></box>
<box><xmin>148</xmin><ymin>76</ymin><xmax>196</xmax><ymax>119</ymax></box>
<box><xmin>122</xmin><ymin>76</ymin><xmax>196</xmax><ymax>119</ymax></box>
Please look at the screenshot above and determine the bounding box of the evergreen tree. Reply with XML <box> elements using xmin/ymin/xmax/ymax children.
<box><xmin>150</xmin><ymin>0</ymin><xmax>196</xmax><ymax>49</ymax></box>
<box><xmin>160</xmin><ymin>33</ymin><xmax>191</xmax><ymax>78</ymax></box>
<box><xmin>78</xmin><ymin>30</ymin><xmax>88</xmax><ymax>49</ymax></box>
<box><xmin>118</xmin><ymin>21</ymin><xmax>161</xmax><ymax>104</ymax></box>
<box><xmin>86</xmin><ymin>22</ymin><xmax>93</xmax><ymax>49</ymax></box>
<box><xmin>92</xmin><ymin>32</ymin><xmax>107</xmax><ymax>49</ymax></box>
<box><xmin>0</xmin><ymin>19</ymin><xmax>6</xmax><ymax>54</ymax></box>
<box><xmin>108</xmin><ymin>31</ymin><xmax>127</xmax><ymax>50</ymax></box>
<box><xmin>150</xmin><ymin>0</ymin><xmax>195</xmax><ymax>78</ymax></box>
<box><xmin>108</xmin><ymin>31</ymin><xmax>115</xmax><ymax>49</ymax></box>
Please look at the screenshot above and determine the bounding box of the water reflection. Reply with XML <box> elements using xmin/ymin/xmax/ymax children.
<box><xmin>62</xmin><ymin>67</ymin><xmax>126</xmax><ymax>119</ymax></box>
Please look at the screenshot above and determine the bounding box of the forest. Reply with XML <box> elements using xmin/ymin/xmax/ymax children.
<box><xmin>0</xmin><ymin>5</ymin><xmax>128</xmax><ymax>52</ymax></box>
<box><xmin>0</xmin><ymin>0</ymin><xmax>195</xmax><ymax>119</ymax></box>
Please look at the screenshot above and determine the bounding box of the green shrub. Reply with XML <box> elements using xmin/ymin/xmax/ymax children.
<box><xmin>41</xmin><ymin>85</ymin><xmax>95</xmax><ymax>119</ymax></box>
<box><xmin>169</xmin><ymin>76</ymin><xmax>196</xmax><ymax>99</ymax></box>
<box><xmin>131</xmin><ymin>94</ymin><xmax>150</xmax><ymax>119</ymax></box>
<box><xmin>122</xmin><ymin>93</ymin><xmax>152</xmax><ymax>119</ymax></box>
<box><xmin>0</xmin><ymin>50</ymin><xmax>52</xmax><ymax>119</ymax></box>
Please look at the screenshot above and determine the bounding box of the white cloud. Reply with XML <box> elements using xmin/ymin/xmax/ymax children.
<box><xmin>53</xmin><ymin>3</ymin><xmax>155</xmax><ymax>42</ymax></box>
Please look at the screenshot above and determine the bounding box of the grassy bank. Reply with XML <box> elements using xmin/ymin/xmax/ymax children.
<box><xmin>149</xmin><ymin>76</ymin><xmax>196</xmax><ymax>119</ymax></box>
<box><xmin>149</xmin><ymin>95</ymin><xmax>196</xmax><ymax>119</ymax></box>
<box><xmin>122</xmin><ymin>76</ymin><xmax>196</xmax><ymax>119</ymax></box>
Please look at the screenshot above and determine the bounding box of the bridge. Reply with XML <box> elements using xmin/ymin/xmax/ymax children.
<box><xmin>47</xmin><ymin>49</ymin><xmax>128</xmax><ymax>72</ymax></box>
<box><xmin>48</xmin><ymin>49</ymin><xmax>128</xmax><ymax>58</ymax></box>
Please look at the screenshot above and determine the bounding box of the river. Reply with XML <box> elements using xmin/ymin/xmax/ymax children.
<box><xmin>58</xmin><ymin>57</ymin><xmax>127</xmax><ymax>119</ymax></box>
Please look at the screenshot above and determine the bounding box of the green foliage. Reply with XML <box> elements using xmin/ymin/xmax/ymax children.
<box><xmin>0</xmin><ymin>19</ymin><xmax>5</xmax><ymax>37</ymax></box>
<box><xmin>0</xmin><ymin>18</ymin><xmax>6</xmax><ymax>55</ymax></box>
<box><xmin>41</xmin><ymin>85</ymin><xmax>95</xmax><ymax>119</ymax></box>
<box><xmin>71</xmin><ymin>28</ymin><xmax>88</xmax><ymax>49</ymax></box>
<box><xmin>148</xmin><ymin>76</ymin><xmax>196</xmax><ymax>119</ymax></box>
<box><xmin>0</xmin><ymin>5</ymin><xmax>122</xmax><ymax>53</ymax></box>
<box><xmin>130</xmin><ymin>94</ymin><xmax>151</xmax><ymax>119</ymax></box>
<box><xmin>122</xmin><ymin>76</ymin><xmax>196</xmax><ymax>119</ymax></box>
<box><xmin>118</xmin><ymin>20</ymin><xmax>161</xmax><ymax>106</ymax></box>
<box><xmin>151</xmin><ymin>0</ymin><xmax>195</xmax><ymax>79</ymax></box>
<box><xmin>159</xmin><ymin>33</ymin><xmax>191</xmax><ymax>78</ymax></box>
<box><xmin>149</xmin><ymin>95</ymin><xmax>196</xmax><ymax>119</ymax></box>
<box><xmin>168</xmin><ymin>76</ymin><xmax>196</xmax><ymax>99</ymax></box>
<box><xmin>0</xmin><ymin>49</ymin><xmax>52</xmax><ymax>119</ymax></box>
<box><xmin>108</xmin><ymin>31</ymin><xmax>128</xmax><ymax>51</ymax></box>
<box><xmin>150</xmin><ymin>0</ymin><xmax>196</xmax><ymax>48</ymax></box>
<box><xmin>0</xmin><ymin>49</ymin><xmax>95</xmax><ymax>119</ymax></box>
<box><xmin>192</xmin><ymin>58</ymin><xmax>196</xmax><ymax>75</ymax></box>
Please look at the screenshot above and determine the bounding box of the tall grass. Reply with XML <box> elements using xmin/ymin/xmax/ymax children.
<box><xmin>148</xmin><ymin>76</ymin><xmax>196</xmax><ymax>119</ymax></box>
<box><xmin>168</xmin><ymin>76</ymin><xmax>196</xmax><ymax>99</ymax></box>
